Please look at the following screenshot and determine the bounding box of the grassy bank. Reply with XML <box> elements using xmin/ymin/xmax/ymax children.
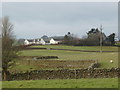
<box><xmin>2</xmin><ymin>78</ymin><xmax>118</xmax><ymax>88</ymax></box>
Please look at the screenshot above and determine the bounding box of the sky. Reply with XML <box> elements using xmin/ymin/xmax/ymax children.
<box><xmin>2</xmin><ymin>2</ymin><xmax>118</xmax><ymax>39</ymax></box>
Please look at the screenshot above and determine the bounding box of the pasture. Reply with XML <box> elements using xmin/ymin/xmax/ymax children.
<box><xmin>2</xmin><ymin>78</ymin><xmax>118</xmax><ymax>88</ymax></box>
<box><xmin>3</xmin><ymin>45</ymin><xmax>118</xmax><ymax>88</ymax></box>
<box><xmin>0</xmin><ymin>81</ymin><xmax>1</xmax><ymax>89</ymax></box>
<box><xmin>9</xmin><ymin>45</ymin><xmax>118</xmax><ymax>72</ymax></box>
<box><xmin>30</xmin><ymin>45</ymin><xmax>118</xmax><ymax>51</ymax></box>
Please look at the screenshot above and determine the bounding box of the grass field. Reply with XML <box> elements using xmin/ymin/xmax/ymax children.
<box><xmin>9</xmin><ymin>45</ymin><xmax>118</xmax><ymax>72</ymax></box>
<box><xmin>2</xmin><ymin>78</ymin><xmax>118</xmax><ymax>88</ymax></box>
<box><xmin>0</xmin><ymin>81</ymin><xmax>1</xmax><ymax>89</ymax></box>
<box><xmin>11</xmin><ymin>59</ymin><xmax>96</xmax><ymax>72</ymax></box>
<box><xmin>3</xmin><ymin>45</ymin><xmax>119</xmax><ymax>88</ymax></box>
<box><xmin>21</xmin><ymin>50</ymin><xmax>118</xmax><ymax>67</ymax></box>
<box><xmin>30</xmin><ymin>45</ymin><xmax>118</xmax><ymax>51</ymax></box>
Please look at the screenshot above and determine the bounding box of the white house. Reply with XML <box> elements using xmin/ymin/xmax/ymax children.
<box><xmin>23</xmin><ymin>36</ymin><xmax>64</xmax><ymax>45</ymax></box>
<box><xmin>40</xmin><ymin>38</ymin><xmax>46</xmax><ymax>45</ymax></box>
<box><xmin>50</xmin><ymin>38</ymin><xmax>61</xmax><ymax>44</ymax></box>
<box><xmin>36</xmin><ymin>39</ymin><xmax>40</xmax><ymax>44</ymax></box>
<box><xmin>24</xmin><ymin>39</ymin><xmax>36</xmax><ymax>45</ymax></box>
<box><xmin>50</xmin><ymin>36</ymin><xmax>64</xmax><ymax>44</ymax></box>
<box><xmin>24</xmin><ymin>39</ymin><xmax>30</xmax><ymax>45</ymax></box>
<box><xmin>40</xmin><ymin>38</ymin><xmax>51</xmax><ymax>45</ymax></box>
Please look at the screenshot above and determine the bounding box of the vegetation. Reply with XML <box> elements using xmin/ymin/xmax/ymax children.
<box><xmin>7</xmin><ymin>45</ymin><xmax>118</xmax><ymax>72</ymax></box>
<box><xmin>20</xmin><ymin>50</ymin><xmax>118</xmax><ymax>68</ymax></box>
<box><xmin>115</xmin><ymin>42</ymin><xmax>120</xmax><ymax>46</ymax></box>
<box><xmin>2</xmin><ymin>78</ymin><xmax>118</xmax><ymax>88</ymax></box>
<box><xmin>63</xmin><ymin>27</ymin><xmax>116</xmax><ymax>46</ymax></box>
<box><xmin>10</xmin><ymin>59</ymin><xmax>96</xmax><ymax>72</ymax></box>
<box><xmin>1</xmin><ymin>17</ymin><xmax>118</xmax><ymax>88</ymax></box>
<box><xmin>2</xmin><ymin>16</ymin><xmax>20</xmax><ymax>80</ymax></box>
<box><xmin>0</xmin><ymin>81</ymin><xmax>1</xmax><ymax>89</ymax></box>
<box><xmin>30</xmin><ymin>45</ymin><xmax>118</xmax><ymax>51</ymax></box>
<box><xmin>63</xmin><ymin>32</ymin><xmax>78</xmax><ymax>45</ymax></box>
<box><xmin>106</xmin><ymin>33</ymin><xmax>116</xmax><ymax>45</ymax></box>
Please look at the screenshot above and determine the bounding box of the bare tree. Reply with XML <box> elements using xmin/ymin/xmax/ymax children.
<box><xmin>2</xmin><ymin>16</ymin><xmax>20</xmax><ymax>80</ymax></box>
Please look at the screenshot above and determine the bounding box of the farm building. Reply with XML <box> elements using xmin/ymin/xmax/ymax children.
<box><xmin>23</xmin><ymin>35</ymin><xmax>64</xmax><ymax>45</ymax></box>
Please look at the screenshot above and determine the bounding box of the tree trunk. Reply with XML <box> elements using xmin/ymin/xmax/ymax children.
<box><xmin>3</xmin><ymin>70</ymin><xmax>10</xmax><ymax>81</ymax></box>
<box><xmin>3</xmin><ymin>71</ymin><xmax>7</xmax><ymax>81</ymax></box>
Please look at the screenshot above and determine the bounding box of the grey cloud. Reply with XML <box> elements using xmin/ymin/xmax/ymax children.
<box><xmin>2</xmin><ymin>2</ymin><xmax>118</xmax><ymax>39</ymax></box>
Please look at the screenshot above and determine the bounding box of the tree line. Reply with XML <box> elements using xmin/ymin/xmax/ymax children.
<box><xmin>63</xmin><ymin>28</ymin><xmax>116</xmax><ymax>46</ymax></box>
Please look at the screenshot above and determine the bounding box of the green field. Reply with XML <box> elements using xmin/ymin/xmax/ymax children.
<box><xmin>2</xmin><ymin>78</ymin><xmax>118</xmax><ymax>88</ymax></box>
<box><xmin>3</xmin><ymin>45</ymin><xmax>119</xmax><ymax>88</ymax></box>
<box><xmin>7</xmin><ymin>45</ymin><xmax>118</xmax><ymax>71</ymax></box>
<box><xmin>0</xmin><ymin>81</ymin><xmax>2</xmax><ymax>89</ymax></box>
<box><xmin>30</xmin><ymin>45</ymin><xmax>118</xmax><ymax>51</ymax></box>
<box><xmin>9</xmin><ymin>45</ymin><xmax>118</xmax><ymax>72</ymax></box>
<box><xmin>20</xmin><ymin>50</ymin><xmax>118</xmax><ymax>68</ymax></box>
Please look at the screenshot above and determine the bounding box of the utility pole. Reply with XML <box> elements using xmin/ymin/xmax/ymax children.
<box><xmin>99</xmin><ymin>25</ymin><xmax>103</xmax><ymax>62</ymax></box>
<box><xmin>100</xmin><ymin>25</ymin><xmax>103</xmax><ymax>53</ymax></box>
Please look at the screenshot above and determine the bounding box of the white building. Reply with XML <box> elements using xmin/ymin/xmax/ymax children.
<box><xmin>23</xmin><ymin>36</ymin><xmax>64</xmax><ymax>45</ymax></box>
<box><xmin>50</xmin><ymin>38</ymin><xmax>61</xmax><ymax>44</ymax></box>
<box><xmin>24</xmin><ymin>39</ymin><xmax>30</xmax><ymax>45</ymax></box>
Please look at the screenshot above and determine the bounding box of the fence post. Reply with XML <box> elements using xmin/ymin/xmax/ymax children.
<box><xmin>74</xmin><ymin>69</ymin><xmax>76</xmax><ymax>79</ymax></box>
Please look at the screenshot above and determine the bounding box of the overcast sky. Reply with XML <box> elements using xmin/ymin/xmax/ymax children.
<box><xmin>2</xmin><ymin>2</ymin><xmax>118</xmax><ymax>39</ymax></box>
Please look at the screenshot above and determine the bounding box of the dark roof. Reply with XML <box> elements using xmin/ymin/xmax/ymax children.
<box><xmin>27</xmin><ymin>39</ymin><xmax>34</xmax><ymax>42</ymax></box>
<box><xmin>42</xmin><ymin>38</ymin><xmax>51</xmax><ymax>42</ymax></box>
<box><xmin>51</xmin><ymin>36</ymin><xmax>64</xmax><ymax>41</ymax></box>
<box><xmin>18</xmin><ymin>39</ymin><xmax>25</xmax><ymax>42</ymax></box>
<box><xmin>34</xmin><ymin>39</ymin><xmax>40</xmax><ymax>42</ymax></box>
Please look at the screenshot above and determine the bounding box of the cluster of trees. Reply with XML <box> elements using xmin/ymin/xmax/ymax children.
<box><xmin>63</xmin><ymin>28</ymin><xmax>116</xmax><ymax>46</ymax></box>
<box><xmin>62</xmin><ymin>32</ymin><xmax>79</xmax><ymax>45</ymax></box>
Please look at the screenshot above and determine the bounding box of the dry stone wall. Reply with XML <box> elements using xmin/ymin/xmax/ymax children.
<box><xmin>9</xmin><ymin>68</ymin><xmax>120</xmax><ymax>80</ymax></box>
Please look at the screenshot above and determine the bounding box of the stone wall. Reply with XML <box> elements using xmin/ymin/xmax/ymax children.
<box><xmin>9</xmin><ymin>68</ymin><xmax>120</xmax><ymax>80</ymax></box>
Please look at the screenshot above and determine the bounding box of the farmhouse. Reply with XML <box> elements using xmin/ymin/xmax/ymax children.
<box><xmin>24</xmin><ymin>39</ymin><xmax>33</xmax><ymax>45</ymax></box>
<box><xmin>50</xmin><ymin>36</ymin><xmax>64</xmax><ymax>44</ymax></box>
<box><xmin>40</xmin><ymin>38</ymin><xmax>51</xmax><ymax>45</ymax></box>
<box><xmin>23</xmin><ymin>35</ymin><xmax>64</xmax><ymax>45</ymax></box>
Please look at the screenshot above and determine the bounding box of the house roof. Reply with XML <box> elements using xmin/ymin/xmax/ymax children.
<box><xmin>34</xmin><ymin>39</ymin><xmax>40</xmax><ymax>42</ymax></box>
<box><xmin>23</xmin><ymin>35</ymin><xmax>64</xmax><ymax>43</ymax></box>
<box><xmin>42</xmin><ymin>38</ymin><xmax>51</xmax><ymax>42</ymax></box>
<box><xmin>18</xmin><ymin>39</ymin><xmax>25</xmax><ymax>42</ymax></box>
<box><xmin>51</xmin><ymin>36</ymin><xmax>64</xmax><ymax>41</ymax></box>
<box><xmin>27</xmin><ymin>39</ymin><xmax>34</xmax><ymax>42</ymax></box>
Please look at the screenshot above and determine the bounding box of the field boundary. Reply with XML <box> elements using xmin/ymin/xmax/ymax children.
<box><xmin>23</xmin><ymin>47</ymin><xmax>119</xmax><ymax>52</ymax></box>
<box><xmin>5</xmin><ymin>68</ymin><xmax>120</xmax><ymax>81</ymax></box>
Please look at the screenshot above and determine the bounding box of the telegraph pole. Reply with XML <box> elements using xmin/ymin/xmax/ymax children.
<box><xmin>100</xmin><ymin>25</ymin><xmax>103</xmax><ymax>53</ymax></box>
<box><xmin>99</xmin><ymin>25</ymin><xmax>103</xmax><ymax>62</ymax></box>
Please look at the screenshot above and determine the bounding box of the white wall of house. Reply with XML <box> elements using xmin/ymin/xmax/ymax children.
<box><xmin>36</xmin><ymin>39</ymin><xmax>40</xmax><ymax>44</ymax></box>
<box><xmin>50</xmin><ymin>38</ymin><xmax>59</xmax><ymax>44</ymax></box>
<box><xmin>24</xmin><ymin>38</ymin><xmax>61</xmax><ymax>45</ymax></box>
<box><xmin>29</xmin><ymin>42</ymin><xmax>32</xmax><ymax>44</ymax></box>
<box><xmin>40</xmin><ymin>38</ymin><xmax>46</xmax><ymax>45</ymax></box>
<box><xmin>24</xmin><ymin>39</ymin><xmax>30</xmax><ymax>45</ymax></box>
<box><xmin>33</xmin><ymin>39</ymin><xmax>36</xmax><ymax>44</ymax></box>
